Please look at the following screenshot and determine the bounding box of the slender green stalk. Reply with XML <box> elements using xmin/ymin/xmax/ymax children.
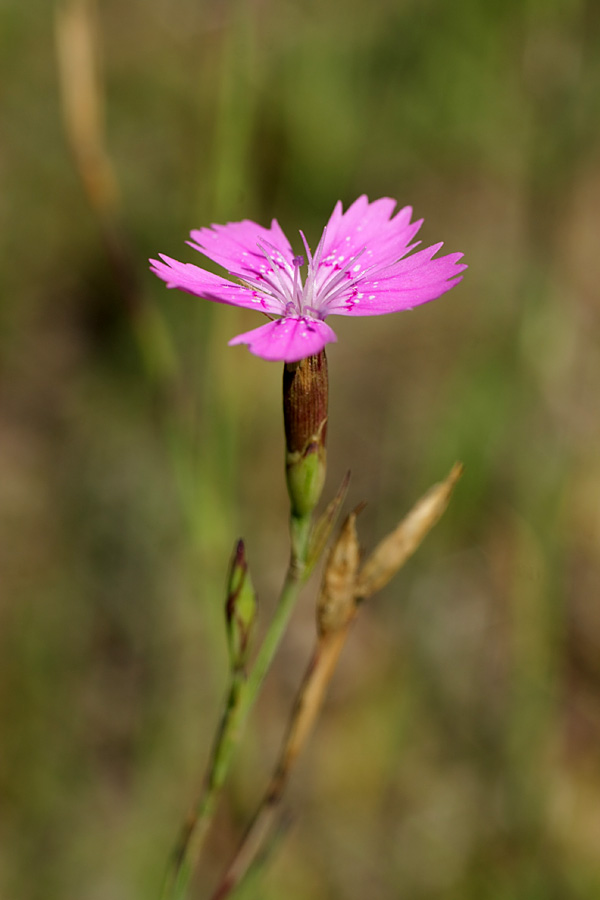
<box><xmin>163</xmin><ymin>352</ymin><xmax>326</xmax><ymax>898</ymax></box>
<box><xmin>161</xmin><ymin>674</ymin><xmax>245</xmax><ymax>900</ymax></box>
<box><xmin>244</xmin><ymin>515</ymin><xmax>312</xmax><ymax>704</ymax></box>
<box><xmin>161</xmin><ymin>513</ymin><xmax>312</xmax><ymax>900</ymax></box>
<box><xmin>212</xmin><ymin>626</ymin><xmax>355</xmax><ymax>900</ymax></box>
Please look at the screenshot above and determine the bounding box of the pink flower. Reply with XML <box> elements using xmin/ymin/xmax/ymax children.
<box><xmin>150</xmin><ymin>195</ymin><xmax>466</xmax><ymax>363</ymax></box>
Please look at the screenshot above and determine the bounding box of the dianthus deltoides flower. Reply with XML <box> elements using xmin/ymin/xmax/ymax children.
<box><xmin>150</xmin><ymin>195</ymin><xmax>466</xmax><ymax>363</ymax></box>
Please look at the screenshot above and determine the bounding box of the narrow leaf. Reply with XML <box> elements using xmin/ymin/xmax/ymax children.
<box><xmin>305</xmin><ymin>470</ymin><xmax>351</xmax><ymax>575</ymax></box>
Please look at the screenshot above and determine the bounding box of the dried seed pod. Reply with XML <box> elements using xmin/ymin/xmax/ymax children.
<box><xmin>317</xmin><ymin>508</ymin><xmax>361</xmax><ymax>636</ymax></box>
<box><xmin>355</xmin><ymin>463</ymin><xmax>463</xmax><ymax>600</ymax></box>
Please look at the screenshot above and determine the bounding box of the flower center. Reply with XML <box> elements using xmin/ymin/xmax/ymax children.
<box><xmin>240</xmin><ymin>231</ymin><xmax>373</xmax><ymax>321</ymax></box>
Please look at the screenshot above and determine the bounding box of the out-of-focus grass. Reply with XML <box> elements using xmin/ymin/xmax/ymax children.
<box><xmin>1</xmin><ymin>0</ymin><xmax>600</xmax><ymax>898</ymax></box>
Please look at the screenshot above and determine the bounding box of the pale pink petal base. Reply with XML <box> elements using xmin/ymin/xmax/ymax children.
<box><xmin>229</xmin><ymin>317</ymin><xmax>337</xmax><ymax>363</ymax></box>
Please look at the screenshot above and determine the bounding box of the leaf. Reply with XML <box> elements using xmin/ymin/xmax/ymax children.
<box><xmin>305</xmin><ymin>470</ymin><xmax>351</xmax><ymax>576</ymax></box>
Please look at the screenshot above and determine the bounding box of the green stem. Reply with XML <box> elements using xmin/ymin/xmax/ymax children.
<box><xmin>161</xmin><ymin>513</ymin><xmax>312</xmax><ymax>900</ymax></box>
<box><xmin>161</xmin><ymin>674</ymin><xmax>244</xmax><ymax>900</ymax></box>
<box><xmin>244</xmin><ymin>514</ymin><xmax>311</xmax><ymax>706</ymax></box>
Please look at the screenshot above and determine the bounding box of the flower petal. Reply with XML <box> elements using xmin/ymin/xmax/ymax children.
<box><xmin>149</xmin><ymin>254</ymin><xmax>285</xmax><ymax>314</ymax></box>
<box><xmin>188</xmin><ymin>218</ymin><xmax>295</xmax><ymax>280</ymax></box>
<box><xmin>229</xmin><ymin>317</ymin><xmax>337</xmax><ymax>363</ymax></box>
<box><xmin>325</xmin><ymin>245</ymin><xmax>468</xmax><ymax>316</ymax></box>
<box><xmin>315</xmin><ymin>195</ymin><xmax>423</xmax><ymax>287</ymax></box>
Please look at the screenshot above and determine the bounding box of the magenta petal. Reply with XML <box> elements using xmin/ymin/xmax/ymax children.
<box><xmin>317</xmin><ymin>195</ymin><xmax>423</xmax><ymax>277</ymax></box>
<box><xmin>326</xmin><ymin>246</ymin><xmax>468</xmax><ymax>316</ymax></box>
<box><xmin>228</xmin><ymin>317</ymin><xmax>337</xmax><ymax>363</ymax></box>
<box><xmin>188</xmin><ymin>218</ymin><xmax>294</xmax><ymax>278</ymax></box>
<box><xmin>149</xmin><ymin>255</ymin><xmax>284</xmax><ymax>315</ymax></box>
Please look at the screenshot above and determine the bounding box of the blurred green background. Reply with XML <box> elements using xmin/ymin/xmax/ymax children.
<box><xmin>2</xmin><ymin>0</ymin><xmax>600</xmax><ymax>897</ymax></box>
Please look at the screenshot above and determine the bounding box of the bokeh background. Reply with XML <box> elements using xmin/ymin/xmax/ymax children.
<box><xmin>2</xmin><ymin>0</ymin><xmax>600</xmax><ymax>897</ymax></box>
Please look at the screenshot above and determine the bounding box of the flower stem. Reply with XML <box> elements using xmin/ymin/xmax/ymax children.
<box><xmin>161</xmin><ymin>513</ymin><xmax>312</xmax><ymax>900</ymax></box>
<box><xmin>210</xmin><ymin>624</ymin><xmax>355</xmax><ymax>900</ymax></box>
<box><xmin>161</xmin><ymin>675</ymin><xmax>245</xmax><ymax>900</ymax></box>
<box><xmin>244</xmin><ymin>514</ymin><xmax>312</xmax><ymax>702</ymax></box>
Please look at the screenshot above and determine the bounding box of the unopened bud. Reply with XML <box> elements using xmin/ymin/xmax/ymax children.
<box><xmin>283</xmin><ymin>351</ymin><xmax>328</xmax><ymax>519</ymax></box>
<box><xmin>317</xmin><ymin>508</ymin><xmax>361</xmax><ymax>637</ymax></box>
<box><xmin>225</xmin><ymin>539</ymin><xmax>257</xmax><ymax>670</ymax></box>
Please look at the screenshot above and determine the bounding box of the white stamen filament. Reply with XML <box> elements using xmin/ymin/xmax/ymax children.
<box><xmin>233</xmin><ymin>228</ymin><xmax>405</xmax><ymax>320</ymax></box>
<box><xmin>291</xmin><ymin>255</ymin><xmax>304</xmax><ymax>313</ymax></box>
